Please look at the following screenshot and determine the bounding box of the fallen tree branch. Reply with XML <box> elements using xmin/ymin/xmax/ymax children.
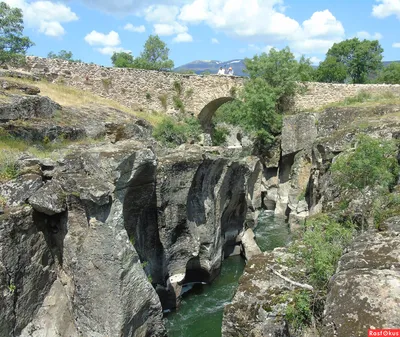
<box><xmin>268</xmin><ymin>267</ymin><xmax>314</xmax><ymax>291</ymax></box>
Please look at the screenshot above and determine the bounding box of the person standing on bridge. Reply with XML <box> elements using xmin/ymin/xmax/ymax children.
<box><xmin>217</xmin><ymin>66</ymin><xmax>225</xmax><ymax>75</ymax></box>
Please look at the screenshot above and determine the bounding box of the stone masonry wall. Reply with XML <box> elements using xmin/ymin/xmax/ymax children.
<box><xmin>14</xmin><ymin>57</ymin><xmax>400</xmax><ymax>116</ymax></box>
<box><xmin>20</xmin><ymin>57</ymin><xmax>245</xmax><ymax>116</ymax></box>
<box><xmin>294</xmin><ymin>82</ymin><xmax>400</xmax><ymax>111</ymax></box>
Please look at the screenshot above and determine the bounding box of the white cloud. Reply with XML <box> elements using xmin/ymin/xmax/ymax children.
<box><xmin>302</xmin><ymin>10</ymin><xmax>344</xmax><ymax>38</ymax></box>
<box><xmin>39</xmin><ymin>21</ymin><xmax>65</xmax><ymax>37</ymax></box>
<box><xmin>144</xmin><ymin>5</ymin><xmax>180</xmax><ymax>23</ymax></box>
<box><xmin>97</xmin><ymin>46</ymin><xmax>131</xmax><ymax>55</ymax></box>
<box><xmin>176</xmin><ymin>1</ymin><xmax>344</xmax><ymax>55</ymax></box>
<box><xmin>356</xmin><ymin>31</ymin><xmax>383</xmax><ymax>40</ymax></box>
<box><xmin>211</xmin><ymin>38</ymin><xmax>219</xmax><ymax>44</ymax></box>
<box><xmin>124</xmin><ymin>23</ymin><xmax>146</xmax><ymax>33</ymax></box>
<box><xmin>393</xmin><ymin>42</ymin><xmax>400</xmax><ymax>48</ymax></box>
<box><xmin>173</xmin><ymin>32</ymin><xmax>193</xmax><ymax>43</ymax></box>
<box><xmin>84</xmin><ymin>30</ymin><xmax>121</xmax><ymax>46</ymax></box>
<box><xmin>153</xmin><ymin>22</ymin><xmax>188</xmax><ymax>36</ymax></box>
<box><xmin>84</xmin><ymin>30</ymin><xmax>129</xmax><ymax>55</ymax></box>
<box><xmin>309</xmin><ymin>56</ymin><xmax>322</xmax><ymax>65</ymax></box>
<box><xmin>372</xmin><ymin>0</ymin><xmax>400</xmax><ymax>19</ymax></box>
<box><xmin>68</xmin><ymin>0</ymin><xmax>186</xmax><ymax>15</ymax></box>
<box><xmin>3</xmin><ymin>0</ymin><xmax>78</xmax><ymax>37</ymax></box>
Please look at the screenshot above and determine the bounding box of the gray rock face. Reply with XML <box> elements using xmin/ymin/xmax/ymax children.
<box><xmin>0</xmin><ymin>141</ymin><xmax>167</xmax><ymax>337</ymax></box>
<box><xmin>281</xmin><ymin>113</ymin><xmax>318</xmax><ymax>157</ymax></box>
<box><xmin>135</xmin><ymin>148</ymin><xmax>263</xmax><ymax>308</ymax></box>
<box><xmin>0</xmin><ymin>95</ymin><xmax>60</xmax><ymax>121</ymax></box>
<box><xmin>28</xmin><ymin>181</ymin><xmax>66</xmax><ymax>215</ymax></box>
<box><xmin>0</xmin><ymin>206</ymin><xmax>57</xmax><ymax>336</ymax></box>
<box><xmin>222</xmin><ymin>249</ymin><xmax>295</xmax><ymax>337</ymax></box>
<box><xmin>322</xmin><ymin>217</ymin><xmax>400</xmax><ymax>337</ymax></box>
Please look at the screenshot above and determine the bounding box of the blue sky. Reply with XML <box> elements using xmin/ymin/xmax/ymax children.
<box><xmin>4</xmin><ymin>0</ymin><xmax>400</xmax><ymax>67</ymax></box>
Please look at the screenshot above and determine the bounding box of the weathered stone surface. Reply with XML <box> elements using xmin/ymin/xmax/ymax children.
<box><xmin>322</xmin><ymin>217</ymin><xmax>400</xmax><ymax>337</ymax></box>
<box><xmin>0</xmin><ymin>206</ymin><xmax>56</xmax><ymax>336</ymax></box>
<box><xmin>222</xmin><ymin>249</ymin><xmax>295</xmax><ymax>337</ymax></box>
<box><xmin>241</xmin><ymin>228</ymin><xmax>262</xmax><ymax>261</ymax></box>
<box><xmin>0</xmin><ymin>174</ymin><xmax>43</xmax><ymax>207</ymax></box>
<box><xmin>0</xmin><ymin>95</ymin><xmax>60</xmax><ymax>121</ymax></box>
<box><xmin>105</xmin><ymin>120</ymin><xmax>152</xmax><ymax>143</ymax></box>
<box><xmin>1</xmin><ymin>141</ymin><xmax>168</xmax><ymax>337</ymax></box>
<box><xmin>29</xmin><ymin>181</ymin><xmax>66</xmax><ymax>215</ymax></box>
<box><xmin>281</xmin><ymin>114</ymin><xmax>318</xmax><ymax>156</ymax></box>
<box><xmin>19</xmin><ymin>56</ymin><xmax>245</xmax><ymax>118</ymax></box>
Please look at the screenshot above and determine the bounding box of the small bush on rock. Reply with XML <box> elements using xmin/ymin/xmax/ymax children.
<box><xmin>212</xmin><ymin>126</ymin><xmax>230</xmax><ymax>146</ymax></box>
<box><xmin>153</xmin><ymin>117</ymin><xmax>201</xmax><ymax>147</ymax></box>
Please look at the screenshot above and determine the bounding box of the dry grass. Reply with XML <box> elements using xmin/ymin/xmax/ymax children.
<box><xmin>2</xmin><ymin>77</ymin><xmax>165</xmax><ymax>126</ymax></box>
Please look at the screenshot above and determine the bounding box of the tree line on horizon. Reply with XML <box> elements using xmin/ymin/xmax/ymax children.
<box><xmin>1</xmin><ymin>0</ymin><xmax>399</xmax><ymax>85</ymax></box>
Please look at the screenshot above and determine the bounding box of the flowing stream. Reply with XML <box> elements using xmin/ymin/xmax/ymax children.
<box><xmin>164</xmin><ymin>212</ymin><xmax>291</xmax><ymax>337</ymax></box>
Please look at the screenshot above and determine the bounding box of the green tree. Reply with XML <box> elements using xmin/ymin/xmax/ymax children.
<box><xmin>111</xmin><ymin>51</ymin><xmax>134</xmax><ymax>68</ymax></box>
<box><xmin>244</xmin><ymin>47</ymin><xmax>311</xmax><ymax>111</ymax></box>
<box><xmin>330</xmin><ymin>135</ymin><xmax>399</xmax><ymax>229</ymax></box>
<box><xmin>110</xmin><ymin>35</ymin><xmax>174</xmax><ymax>71</ymax></box>
<box><xmin>315</xmin><ymin>55</ymin><xmax>347</xmax><ymax>83</ymax></box>
<box><xmin>376</xmin><ymin>62</ymin><xmax>400</xmax><ymax>84</ymax></box>
<box><xmin>298</xmin><ymin>55</ymin><xmax>315</xmax><ymax>82</ymax></box>
<box><xmin>325</xmin><ymin>38</ymin><xmax>383</xmax><ymax>84</ymax></box>
<box><xmin>215</xmin><ymin>47</ymin><xmax>308</xmax><ymax>152</ymax></box>
<box><xmin>0</xmin><ymin>2</ymin><xmax>34</xmax><ymax>65</ymax></box>
<box><xmin>136</xmin><ymin>35</ymin><xmax>174</xmax><ymax>70</ymax></box>
<box><xmin>47</xmin><ymin>50</ymin><xmax>80</xmax><ymax>62</ymax></box>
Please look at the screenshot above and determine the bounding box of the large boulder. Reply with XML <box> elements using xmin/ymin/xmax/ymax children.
<box><xmin>0</xmin><ymin>95</ymin><xmax>60</xmax><ymax>121</ymax></box>
<box><xmin>322</xmin><ymin>216</ymin><xmax>400</xmax><ymax>337</ymax></box>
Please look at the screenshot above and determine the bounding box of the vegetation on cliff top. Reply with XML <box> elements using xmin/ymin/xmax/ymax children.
<box><xmin>0</xmin><ymin>2</ymin><xmax>34</xmax><ymax>66</ymax></box>
<box><xmin>111</xmin><ymin>35</ymin><xmax>174</xmax><ymax>71</ymax></box>
<box><xmin>214</xmin><ymin>47</ymin><xmax>314</xmax><ymax>151</ymax></box>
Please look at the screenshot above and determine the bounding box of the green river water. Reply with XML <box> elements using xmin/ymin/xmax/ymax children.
<box><xmin>164</xmin><ymin>212</ymin><xmax>291</xmax><ymax>337</ymax></box>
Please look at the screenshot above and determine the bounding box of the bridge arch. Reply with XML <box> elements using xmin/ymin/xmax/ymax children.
<box><xmin>197</xmin><ymin>97</ymin><xmax>235</xmax><ymax>131</ymax></box>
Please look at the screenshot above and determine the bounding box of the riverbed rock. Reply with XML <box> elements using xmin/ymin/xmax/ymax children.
<box><xmin>222</xmin><ymin>247</ymin><xmax>309</xmax><ymax>337</ymax></box>
<box><xmin>322</xmin><ymin>216</ymin><xmax>400</xmax><ymax>337</ymax></box>
<box><xmin>241</xmin><ymin>228</ymin><xmax>262</xmax><ymax>260</ymax></box>
<box><xmin>151</xmin><ymin>149</ymin><xmax>263</xmax><ymax>308</ymax></box>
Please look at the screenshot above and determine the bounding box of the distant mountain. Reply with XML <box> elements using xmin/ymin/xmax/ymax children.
<box><xmin>174</xmin><ymin>59</ymin><xmax>247</xmax><ymax>76</ymax></box>
<box><xmin>174</xmin><ymin>59</ymin><xmax>400</xmax><ymax>76</ymax></box>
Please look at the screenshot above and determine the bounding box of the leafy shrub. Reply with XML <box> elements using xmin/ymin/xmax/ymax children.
<box><xmin>285</xmin><ymin>215</ymin><xmax>355</xmax><ymax>330</ymax></box>
<box><xmin>285</xmin><ymin>290</ymin><xmax>312</xmax><ymax>332</ymax></box>
<box><xmin>331</xmin><ymin>135</ymin><xmax>399</xmax><ymax>192</ymax></box>
<box><xmin>173</xmin><ymin>80</ymin><xmax>182</xmax><ymax>95</ymax></box>
<box><xmin>183</xmin><ymin>117</ymin><xmax>202</xmax><ymax>141</ymax></box>
<box><xmin>146</xmin><ymin>92</ymin><xmax>151</xmax><ymax>100</ymax></box>
<box><xmin>153</xmin><ymin>117</ymin><xmax>202</xmax><ymax>147</ymax></box>
<box><xmin>173</xmin><ymin>95</ymin><xmax>185</xmax><ymax>113</ymax></box>
<box><xmin>0</xmin><ymin>150</ymin><xmax>20</xmax><ymax>182</ymax></box>
<box><xmin>153</xmin><ymin>118</ymin><xmax>188</xmax><ymax>147</ymax></box>
<box><xmin>372</xmin><ymin>193</ymin><xmax>400</xmax><ymax>227</ymax></box>
<box><xmin>212</xmin><ymin>126</ymin><xmax>230</xmax><ymax>146</ymax></box>
<box><xmin>229</xmin><ymin>86</ymin><xmax>238</xmax><ymax>98</ymax></box>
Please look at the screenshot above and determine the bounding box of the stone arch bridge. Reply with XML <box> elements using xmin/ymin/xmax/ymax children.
<box><xmin>23</xmin><ymin>57</ymin><xmax>245</xmax><ymax>127</ymax></box>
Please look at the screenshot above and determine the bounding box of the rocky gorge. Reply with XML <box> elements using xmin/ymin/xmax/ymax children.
<box><xmin>0</xmin><ymin>71</ymin><xmax>399</xmax><ymax>337</ymax></box>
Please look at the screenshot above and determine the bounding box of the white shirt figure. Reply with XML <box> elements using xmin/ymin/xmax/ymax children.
<box><xmin>217</xmin><ymin>67</ymin><xmax>225</xmax><ymax>75</ymax></box>
<box><xmin>227</xmin><ymin>67</ymin><xmax>234</xmax><ymax>75</ymax></box>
